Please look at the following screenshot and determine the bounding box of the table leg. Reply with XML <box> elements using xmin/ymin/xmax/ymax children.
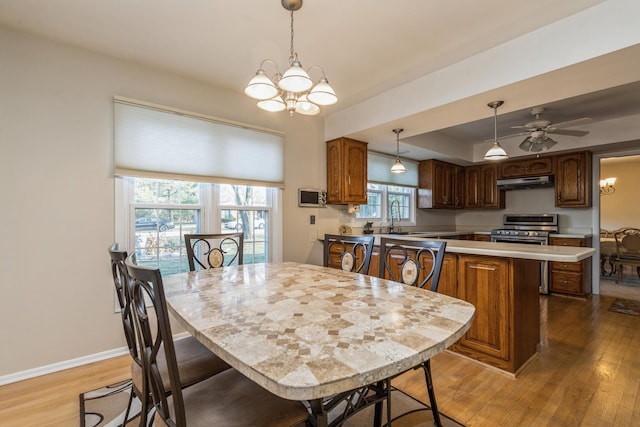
<box><xmin>309</xmin><ymin>399</ymin><xmax>328</xmax><ymax>427</ymax></box>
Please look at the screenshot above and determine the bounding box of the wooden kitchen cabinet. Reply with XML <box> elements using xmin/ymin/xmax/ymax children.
<box><xmin>554</xmin><ymin>151</ymin><xmax>592</xmax><ymax>208</ymax></box>
<box><xmin>368</xmin><ymin>243</ymin><xmax>541</xmax><ymax>374</ymax></box>
<box><xmin>451</xmin><ymin>255</ymin><xmax>540</xmax><ymax>374</ymax></box>
<box><xmin>417</xmin><ymin>159</ymin><xmax>464</xmax><ymax>209</ymax></box>
<box><xmin>326</xmin><ymin>137</ymin><xmax>368</xmax><ymax>205</ymax></box>
<box><xmin>549</xmin><ymin>236</ymin><xmax>592</xmax><ymax>297</ymax></box>
<box><xmin>464</xmin><ymin>163</ymin><xmax>505</xmax><ymax>209</ymax></box>
<box><xmin>499</xmin><ymin>156</ymin><xmax>553</xmax><ymax>178</ymax></box>
<box><xmin>474</xmin><ymin>234</ymin><xmax>491</xmax><ymax>242</ymax></box>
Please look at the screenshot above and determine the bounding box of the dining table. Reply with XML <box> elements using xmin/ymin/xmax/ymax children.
<box><xmin>162</xmin><ymin>261</ymin><xmax>475</xmax><ymax>426</ymax></box>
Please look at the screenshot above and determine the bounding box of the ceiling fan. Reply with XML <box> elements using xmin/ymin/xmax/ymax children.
<box><xmin>511</xmin><ymin>107</ymin><xmax>592</xmax><ymax>153</ymax></box>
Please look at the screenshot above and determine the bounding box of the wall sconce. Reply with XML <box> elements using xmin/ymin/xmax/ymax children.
<box><xmin>599</xmin><ymin>177</ymin><xmax>616</xmax><ymax>195</ymax></box>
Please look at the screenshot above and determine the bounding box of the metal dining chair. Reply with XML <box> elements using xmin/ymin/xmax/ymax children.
<box><xmin>108</xmin><ymin>244</ymin><xmax>231</xmax><ymax>426</ymax></box>
<box><xmin>184</xmin><ymin>233</ymin><xmax>243</xmax><ymax>271</ymax></box>
<box><xmin>125</xmin><ymin>260</ymin><xmax>310</xmax><ymax>427</ymax></box>
<box><xmin>378</xmin><ymin>237</ymin><xmax>448</xmax><ymax>427</ymax></box>
<box><xmin>323</xmin><ymin>234</ymin><xmax>375</xmax><ymax>274</ymax></box>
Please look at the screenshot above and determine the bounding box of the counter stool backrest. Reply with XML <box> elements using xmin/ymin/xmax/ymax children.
<box><xmin>323</xmin><ymin>234</ymin><xmax>375</xmax><ymax>274</ymax></box>
<box><xmin>184</xmin><ymin>233</ymin><xmax>243</xmax><ymax>271</ymax></box>
<box><xmin>378</xmin><ymin>238</ymin><xmax>447</xmax><ymax>292</ymax></box>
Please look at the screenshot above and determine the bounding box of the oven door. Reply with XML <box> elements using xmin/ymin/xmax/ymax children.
<box><xmin>490</xmin><ymin>235</ymin><xmax>549</xmax><ymax>294</ymax></box>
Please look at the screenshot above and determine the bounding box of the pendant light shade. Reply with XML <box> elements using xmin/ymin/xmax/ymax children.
<box><xmin>390</xmin><ymin>128</ymin><xmax>407</xmax><ymax>174</ymax></box>
<box><xmin>483</xmin><ymin>100</ymin><xmax>508</xmax><ymax>161</ymax></box>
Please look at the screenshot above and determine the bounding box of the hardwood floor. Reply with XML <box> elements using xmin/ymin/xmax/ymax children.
<box><xmin>1</xmin><ymin>294</ymin><xmax>640</xmax><ymax>426</ymax></box>
<box><xmin>396</xmin><ymin>293</ymin><xmax>640</xmax><ymax>426</ymax></box>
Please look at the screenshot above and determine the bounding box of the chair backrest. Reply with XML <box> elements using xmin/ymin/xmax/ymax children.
<box><xmin>125</xmin><ymin>259</ymin><xmax>187</xmax><ymax>426</ymax></box>
<box><xmin>614</xmin><ymin>228</ymin><xmax>640</xmax><ymax>260</ymax></box>
<box><xmin>378</xmin><ymin>237</ymin><xmax>447</xmax><ymax>292</ymax></box>
<box><xmin>323</xmin><ymin>234</ymin><xmax>375</xmax><ymax>274</ymax></box>
<box><xmin>108</xmin><ymin>244</ymin><xmax>139</xmax><ymax>362</ymax></box>
<box><xmin>184</xmin><ymin>233</ymin><xmax>243</xmax><ymax>271</ymax></box>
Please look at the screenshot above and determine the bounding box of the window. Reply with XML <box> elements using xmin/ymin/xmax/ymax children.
<box><xmin>113</xmin><ymin>98</ymin><xmax>285</xmax><ymax>278</ymax></box>
<box><xmin>356</xmin><ymin>183</ymin><xmax>415</xmax><ymax>227</ymax></box>
<box><xmin>118</xmin><ymin>177</ymin><xmax>276</xmax><ymax>277</ymax></box>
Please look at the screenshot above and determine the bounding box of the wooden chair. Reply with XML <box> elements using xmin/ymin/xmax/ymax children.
<box><xmin>378</xmin><ymin>237</ymin><xmax>448</xmax><ymax>427</ymax></box>
<box><xmin>323</xmin><ymin>234</ymin><xmax>375</xmax><ymax>274</ymax></box>
<box><xmin>184</xmin><ymin>233</ymin><xmax>243</xmax><ymax>271</ymax></box>
<box><xmin>614</xmin><ymin>228</ymin><xmax>640</xmax><ymax>283</ymax></box>
<box><xmin>125</xmin><ymin>260</ymin><xmax>310</xmax><ymax>427</ymax></box>
<box><xmin>108</xmin><ymin>244</ymin><xmax>231</xmax><ymax>426</ymax></box>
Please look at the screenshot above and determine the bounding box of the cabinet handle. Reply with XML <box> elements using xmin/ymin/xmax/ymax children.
<box><xmin>471</xmin><ymin>265</ymin><xmax>497</xmax><ymax>271</ymax></box>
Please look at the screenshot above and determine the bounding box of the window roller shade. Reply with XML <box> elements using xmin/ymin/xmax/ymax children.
<box><xmin>367</xmin><ymin>151</ymin><xmax>418</xmax><ymax>187</ymax></box>
<box><xmin>114</xmin><ymin>98</ymin><xmax>285</xmax><ymax>187</ymax></box>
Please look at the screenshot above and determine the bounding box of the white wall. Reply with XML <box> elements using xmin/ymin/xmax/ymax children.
<box><xmin>0</xmin><ymin>26</ymin><xmax>336</xmax><ymax>378</ymax></box>
<box><xmin>456</xmin><ymin>187</ymin><xmax>594</xmax><ymax>233</ymax></box>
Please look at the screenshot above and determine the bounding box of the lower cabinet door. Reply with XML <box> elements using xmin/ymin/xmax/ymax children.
<box><xmin>456</xmin><ymin>255</ymin><xmax>510</xmax><ymax>362</ymax></box>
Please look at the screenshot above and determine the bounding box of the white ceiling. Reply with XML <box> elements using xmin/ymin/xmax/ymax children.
<box><xmin>1</xmin><ymin>0</ymin><xmax>639</xmax><ymax>161</ymax></box>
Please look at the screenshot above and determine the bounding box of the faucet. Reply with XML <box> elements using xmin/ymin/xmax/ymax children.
<box><xmin>388</xmin><ymin>200</ymin><xmax>401</xmax><ymax>233</ymax></box>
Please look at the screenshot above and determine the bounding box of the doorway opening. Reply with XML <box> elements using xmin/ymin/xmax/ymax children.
<box><xmin>598</xmin><ymin>153</ymin><xmax>640</xmax><ymax>300</ymax></box>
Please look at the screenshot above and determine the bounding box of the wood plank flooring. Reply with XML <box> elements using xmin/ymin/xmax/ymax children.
<box><xmin>1</xmin><ymin>294</ymin><xmax>640</xmax><ymax>426</ymax></box>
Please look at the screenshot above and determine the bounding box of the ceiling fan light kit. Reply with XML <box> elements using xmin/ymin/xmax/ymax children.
<box><xmin>513</xmin><ymin>107</ymin><xmax>590</xmax><ymax>153</ymax></box>
<box><xmin>483</xmin><ymin>100</ymin><xmax>508</xmax><ymax>161</ymax></box>
<box><xmin>390</xmin><ymin>128</ymin><xmax>407</xmax><ymax>174</ymax></box>
<box><xmin>244</xmin><ymin>0</ymin><xmax>338</xmax><ymax>116</ymax></box>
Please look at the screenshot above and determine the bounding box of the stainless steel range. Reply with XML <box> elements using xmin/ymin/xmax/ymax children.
<box><xmin>490</xmin><ymin>213</ymin><xmax>558</xmax><ymax>294</ymax></box>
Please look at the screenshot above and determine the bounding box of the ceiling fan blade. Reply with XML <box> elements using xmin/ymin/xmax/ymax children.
<box><xmin>546</xmin><ymin>128</ymin><xmax>589</xmax><ymax>137</ymax></box>
<box><xmin>548</xmin><ymin>117</ymin><xmax>592</xmax><ymax>129</ymax></box>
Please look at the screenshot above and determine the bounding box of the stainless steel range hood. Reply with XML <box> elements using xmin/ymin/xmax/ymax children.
<box><xmin>497</xmin><ymin>175</ymin><xmax>554</xmax><ymax>190</ymax></box>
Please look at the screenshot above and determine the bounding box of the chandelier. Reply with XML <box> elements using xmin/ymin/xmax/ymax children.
<box><xmin>483</xmin><ymin>101</ymin><xmax>508</xmax><ymax>161</ymax></box>
<box><xmin>390</xmin><ymin>128</ymin><xmax>407</xmax><ymax>174</ymax></box>
<box><xmin>244</xmin><ymin>0</ymin><xmax>338</xmax><ymax>116</ymax></box>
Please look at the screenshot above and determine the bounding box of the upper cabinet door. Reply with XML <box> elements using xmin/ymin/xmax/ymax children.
<box><xmin>418</xmin><ymin>159</ymin><xmax>462</xmax><ymax>209</ymax></box>
<box><xmin>499</xmin><ymin>157</ymin><xmax>553</xmax><ymax>178</ymax></box>
<box><xmin>554</xmin><ymin>151</ymin><xmax>592</xmax><ymax>208</ymax></box>
<box><xmin>326</xmin><ymin>137</ymin><xmax>368</xmax><ymax>205</ymax></box>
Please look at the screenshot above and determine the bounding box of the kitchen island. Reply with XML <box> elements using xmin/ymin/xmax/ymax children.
<box><xmin>329</xmin><ymin>234</ymin><xmax>594</xmax><ymax>375</ymax></box>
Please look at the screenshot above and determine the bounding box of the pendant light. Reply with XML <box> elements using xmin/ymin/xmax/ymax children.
<box><xmin>390</xmin><ymin>128</ymin><xmax>407</xmax><ymax>174</ymax></box>
<box><xmin>483</xmin><ymin>101</ymin><xmax>508</xmax><ymax>161</ymax></box>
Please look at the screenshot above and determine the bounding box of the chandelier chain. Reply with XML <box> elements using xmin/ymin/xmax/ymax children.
<box><xmin>289</xmin><ymin>9</ymin><xmax>295</xmax><ymax>63</ymax></box>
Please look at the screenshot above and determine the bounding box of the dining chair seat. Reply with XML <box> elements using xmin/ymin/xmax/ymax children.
<box><xmin>153</xmin><ymin>368</ymin><xmax>309</xmax><ymax>427</ymax></box>
<box><xmin>131</xmin><ymin>335</ymin><xmax>231</xmax><ymax>394</ymax></box>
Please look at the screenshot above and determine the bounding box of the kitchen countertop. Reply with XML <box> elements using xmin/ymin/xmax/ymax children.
<box><xmin>343</xmin><ymin>234</ymin><xmax>595</xmax><ymax>262</ymax></box>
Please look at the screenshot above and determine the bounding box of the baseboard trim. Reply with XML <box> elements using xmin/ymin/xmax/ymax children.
<box><xmin>0</xmin><ymin>332</ymin><xmax>190</xmax><ymax>386</ymax></box>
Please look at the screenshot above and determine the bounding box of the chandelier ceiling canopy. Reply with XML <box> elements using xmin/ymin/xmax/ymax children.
<box><xmin>244</xmin><ymin>0</ymin><xmax>338</xmax><ymax>116</ymax></box>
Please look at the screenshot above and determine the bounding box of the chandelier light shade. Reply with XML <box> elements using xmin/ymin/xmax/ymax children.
<box><xmin>599</xmin><ymin>177</ymin><xmax>616</xmax><ymax>195</ymax></box>
<box><xmin>244</xmin><ymin>0</ymin><xmax>338</xmax><ymax>116</ymax></box>
<box><xmin>390</xmin><ymin>128</ymin><xmax>407</xmax><ymax>174</ymax></box>
<box><xmin>519</xmin><ymin>131</ymin><xmax>557</xmax><ymax>153</ymax></box>
<box><xmin>483</xmin><ymin>100</ymin><xmax>508</xmax><ymax>161</ymax></box>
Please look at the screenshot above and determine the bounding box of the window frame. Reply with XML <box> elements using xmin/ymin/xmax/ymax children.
<box><xmin>354</xmin><ymin>183</ymin><xmax>416</xmax><ymax>228</ymax></box>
